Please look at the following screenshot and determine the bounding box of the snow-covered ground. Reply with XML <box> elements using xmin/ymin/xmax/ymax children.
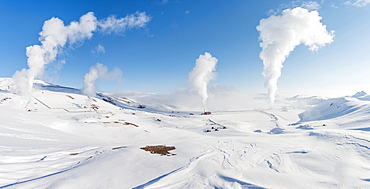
<box><xmin>1</xmin><ymin>78</ymin><xmax>370</xmax><ymax>188</ymax></box>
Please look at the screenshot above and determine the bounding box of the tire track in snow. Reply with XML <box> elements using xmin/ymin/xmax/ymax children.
<box><xmin>259</xmin><ymin>110</ymin><xmax>281</xmax><ymax>128</ymax></box>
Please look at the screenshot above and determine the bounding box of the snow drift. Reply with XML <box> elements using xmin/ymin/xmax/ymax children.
<box><xmin>299</xmin><ymin>97</ymin><xmax>363</xmax><ymax>122</ymax></box>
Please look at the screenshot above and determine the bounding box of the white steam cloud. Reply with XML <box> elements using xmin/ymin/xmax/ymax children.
<box><xmin>82</xmin><ymin>63</ymin><xmax>122</xmax><ymax>97</ymax></box>
<box><xmin>12</xmin><ymin>11</ymin><xmax>150</xmax><ymax>95</ymax></box>
<box><xmin>13</xmin><ymin>12</ymin><xmax>97</xmax><ymax>95</ymax></box>
<box><xmin>188</xmin><ymin>52</ymin><xmax>218</xmax><ymax>111</ymax></box>
<box><xmin>257</xmin><ymin>7</ymin><xmax>334</xmax><ymax>105</ymax></box>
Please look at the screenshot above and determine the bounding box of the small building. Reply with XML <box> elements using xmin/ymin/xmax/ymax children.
<box><xmin>201</xmin><ymin>111</ymin><xmax>211</xmax><ymax>115</ymax></box>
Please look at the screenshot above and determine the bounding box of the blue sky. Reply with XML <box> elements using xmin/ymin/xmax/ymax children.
<box><xmin>1</xmin><ymin>0</ymin><xmax>370</xmax><ymax>96</ymax></box>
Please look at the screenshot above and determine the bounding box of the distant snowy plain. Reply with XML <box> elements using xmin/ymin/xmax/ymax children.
<box><xmin>1</xmin><ymin>78</ymin><xmax>370</xmax><ymax>188</ymax></box>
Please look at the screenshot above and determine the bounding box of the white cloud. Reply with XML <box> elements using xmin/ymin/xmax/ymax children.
<box><xmin>92</xmin><ymin>44</ymin><xmax>105</xmax><ymax>54</ymax></box>
<box><xmin>161</xmin><ymin>0</ymin><xmax>168</xmax><ymax>4</ymax></box>
<box><xmin>269</xmin><ymin>1</ymin><xmax>321</xmax><ymax>15</ymax></box>
<box><xmin>331</xmin><ymin>4</ymin><xmax>339</xmax><ymax>8</ymax></box>
<box><xmin>301</xmin><ymin>1</ymin><xmax>320</xmax><ymax>10</ymax></box>
<box><xmin>185</xmin><ymin>10</ymin><xmax>190</xmax><ymax>14</ymax></box>
<box><xmin>98</xmin><ymin>12</ymin><xmax>151</xmax><ymax>34</ymax></box>
<box><xmin>345</xmin><ymin>0</ymin><xmax>370</xmax><ymax>7</ymax></box>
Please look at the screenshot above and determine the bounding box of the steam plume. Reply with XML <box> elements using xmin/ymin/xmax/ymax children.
<box><xmin>12</xmin><ymin>12</ymin><xmax>150</xmax><ymax>95</ymax></box>
<box><xmin>12</xmin><ymin>12</ymin><xmax>98</xmax><ymax>95</ymax></box>
<box><xmin>188</xmin><ymin>52</ymin><xmax>218</xmax><ymax>111</ymax></box>
<box><xmin>257</xmin><ymin>7</ymin><xmax>334</xmax><ymax>105</ymax></box>
<box><xmin>82</xmin><ymin>63</ymin><xmax>122</xmax><ymax>97</ymax></box>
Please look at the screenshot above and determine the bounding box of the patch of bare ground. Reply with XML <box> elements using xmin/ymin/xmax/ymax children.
<box><xmin>66</xmin><ymin>95</ymin><xmax>74</xmax><ymax>99</ymax></box>
<box><xmin>0</xmin><ymin>97</ymin><xmax>10</xmax><ymax>103</ymax></box>
<box><xmin>110</xmin><ymin>121</ymin><xmax>139</xmax><ymax>127</ymax></box>
<box><xmin>69</xmin><ymin>153</ymin><xmax>79</xmax><ymax>155</ymax></box>
<box><xmin>140</xmin><ymin>145</ymin><xmax>176</xmax><ymax>156</ymax></box>
<box><xmin>112</xmin><ymin>146</ymin><xmax>126</xmax><ymax>150</ymax></box>
<box><xmin>123</xmin><ymin>122</ymin><xmax>139</xmax><ymax>127</ymax></box>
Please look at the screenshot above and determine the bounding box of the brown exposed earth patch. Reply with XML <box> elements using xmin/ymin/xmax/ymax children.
<box><xmin>140</xmin><ymin>145</ymin><xmax>176</xmax><ymax>156</ymax></box>
<box><xmin>124</xmin><ymin>122</ymin><xmax>139</xmax><ymax>127</ymax></box>
<box><xmin>112</xmin><ymin>146</ymin><xmax>126</xmax><ymax>150</ymax></box>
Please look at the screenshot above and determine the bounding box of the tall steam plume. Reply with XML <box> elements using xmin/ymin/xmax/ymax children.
<box><xmin>12</xmin><ymin>12</ymin><xmax>150</xmax><ymax>96</ymax></box>
<box><xmin>13</xmin><ymin>12</ymin><xmax>97</xmax><ymax>96</ymax></box>
<box><xmin>188</xmin><ymin>52</ymin><xmax>218</xmax><ymax>111</ymax></box>
<box><xmin>82</xmin><ymin>63</ymin><xmax>122</xmax><ymax>97</ymax></box>
<box><xmin>257</xmin><ymin>7</ymin><xmax>334</xmax><ymax>105</ymax></box>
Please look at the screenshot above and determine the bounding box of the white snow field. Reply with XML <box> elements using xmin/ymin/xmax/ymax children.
<box><xmin>1</xmin><ymin>78</ymin><xmax>370</xmax><ymax>189</ymax></box>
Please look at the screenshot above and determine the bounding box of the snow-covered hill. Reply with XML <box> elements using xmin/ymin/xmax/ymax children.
<box><xmin>1</xmin><ymin>78</ymin><xmax>370</xmax><ymax>188</ymax></box>
<box><xmin>299</xmin><ymin>97</ymin><xmax>363</xmax><ymax>122</ymax></box>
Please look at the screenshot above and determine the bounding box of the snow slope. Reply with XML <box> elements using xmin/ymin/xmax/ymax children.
<box><xmin>1</xmin><ymin>78</ymin><xmax>370</xmax><ymax>188</ymax></box>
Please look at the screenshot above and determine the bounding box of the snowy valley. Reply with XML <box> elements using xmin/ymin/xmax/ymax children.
<box><xmin>1</xmin><ymin>78</ymin><xmax>370</xmax><ymax>188</ymax></box>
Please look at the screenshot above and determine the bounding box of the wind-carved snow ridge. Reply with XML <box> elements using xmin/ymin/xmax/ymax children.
<box><xmin>0</xmin><ymin>146</ymin><xmax>106</xmax><ymax>188</ymax></box>
<box><xmin>299</xmin><ymin>97</ymin><xmax>362</xmax><ymax>122</ymax></box>
<box><xmin>133</xmin><ymin>144</ymin><xmax>266</xmax><ymax>189</ymax></box>
<box><xmin>351</xmin><ymin>91</ymin><xmax>370</xmax><ymax>101</ymax></box>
